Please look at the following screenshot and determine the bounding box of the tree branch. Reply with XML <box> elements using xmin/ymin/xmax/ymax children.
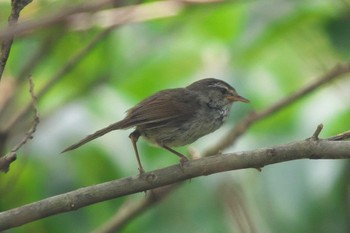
<box><xmin>0</xmin><ymin>0</ymin><xmax>222</xmax><ymax>41</ymax></box>
<box><xmin>1</xmin><ymin>130</ymin><xmax>350</xmax><ymax>230</ymax></box>
<box><xmin>0</xmin><ymin>35</ymin><xmax>57</xmax><ymax>123</ymax></box>
<box><xmin>92</xmin><ymin>184</ymin><xmax>178</xmax><ymax>233</ymax></box>
<box><xmin>0</xmin><ymin>0</ymin><xmax>116</xmax><ymax>41</ymax></box>
<box><xmin>0</xmin><ymin>0</ymin><xmax>32</xmax><ymax>80</ymax></box>
<box><xmin>0</xmin><ymin>4</ymin><xmax>138</xmax><ymax>137</ymax></box>
<box><xmin>326</xmin><ymin>130</ymin><xmax>350</xmax><ymax>141</ymax></box>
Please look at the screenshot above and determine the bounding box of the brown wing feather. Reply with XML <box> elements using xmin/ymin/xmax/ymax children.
<box><xmin>122</xmin><ymin>88</ymin><xmax>199</xmax><ymax>129</ymax></box>
<box><xmin>62</xmin><ymin>88</ymin><xmax>199</xmax><ymax>153</ymax></box>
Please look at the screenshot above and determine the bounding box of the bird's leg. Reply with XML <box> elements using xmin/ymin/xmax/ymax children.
<box><xmin>129</xmin><ymin>130</ymin><xmax>145</xmax><ymax>174</ymax></box>
<box><xmin>161</xmin><ymin>145</ymin><xmax>189</xmax><ymax>167</ymax></box>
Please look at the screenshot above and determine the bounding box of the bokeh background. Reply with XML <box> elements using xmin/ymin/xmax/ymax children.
<box><xmin>0</xmin><ymin>0</ymin><xmax>350</xmax><ymax>232</ymax></box>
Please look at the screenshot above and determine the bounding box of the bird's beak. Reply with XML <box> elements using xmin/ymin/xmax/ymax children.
<box><xmin>226</xmin><ymin>95</ymin><xmax>250</xmax><ymax>103</ymax></box>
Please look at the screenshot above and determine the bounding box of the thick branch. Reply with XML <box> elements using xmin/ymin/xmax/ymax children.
<box><xmin>1</xmin><ymin>138</ymin><xmax>350</xmax><ymax>230</ymax></box>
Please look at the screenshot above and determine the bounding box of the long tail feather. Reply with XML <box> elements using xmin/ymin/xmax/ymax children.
<box><xmin>61</xmin><ymin>121</ymin><xmax>126</xmax><ymax>153</ymax></box>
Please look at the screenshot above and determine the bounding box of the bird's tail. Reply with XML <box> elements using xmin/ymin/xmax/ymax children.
<box><xmin>61</xmin><ymin>120</ymin><xmax>127</xmax><ymax>153</ymax></box>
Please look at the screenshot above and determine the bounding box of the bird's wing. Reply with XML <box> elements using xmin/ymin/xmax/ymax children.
<box><xmin>121</xmin><ymin>88</ymin><xmax>200</xmax><ymax>129</ymax></box>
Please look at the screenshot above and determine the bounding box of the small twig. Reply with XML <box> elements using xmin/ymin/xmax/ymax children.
<box><xmin>0</xmin><ymin>75</ymin><xmax>39</xmax><ymax>173</ymax></box>
<box><xmin>308</xmin><ymin>125</ymin><xmax>350</xmax><ymax>142</ymax></box>
<box><xmin>326</xmin><ymin>130</ymin><xmax>350</xmax><ymax>141</ymax></box>
<box><xmin>310</xmin><ymin>124</ymin><xmax>324</xmax><ymax>140</ymax></box>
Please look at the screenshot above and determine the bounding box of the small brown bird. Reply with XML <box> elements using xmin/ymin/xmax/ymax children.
<box><xmin>62</xmin><ymin>78</ymin><xmax>249</xmax><ymax>173</ymax></box>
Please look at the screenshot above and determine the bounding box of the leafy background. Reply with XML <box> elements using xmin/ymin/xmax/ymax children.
<box><xmin>0</xmin><ymin>0</ymin><xmax>349</xmax><ymax>232</ymax></box>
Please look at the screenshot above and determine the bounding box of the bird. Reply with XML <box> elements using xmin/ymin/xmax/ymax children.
<box><xmin>62</xmin><ymin>78</ymin><xmax>249</xmax><ymax>173</ymax></box>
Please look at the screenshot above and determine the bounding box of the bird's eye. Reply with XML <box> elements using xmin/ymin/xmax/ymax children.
<box><xmin>218</xmin><ymin>87</ymin><xmax>229</xmax><ymax>94</ymax></box>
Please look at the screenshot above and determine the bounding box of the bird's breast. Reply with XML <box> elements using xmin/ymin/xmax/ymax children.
<box><xmin>138</xmin><ymin>104</ymin><xmax>232</xmax><ymax>147</ymax></box>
